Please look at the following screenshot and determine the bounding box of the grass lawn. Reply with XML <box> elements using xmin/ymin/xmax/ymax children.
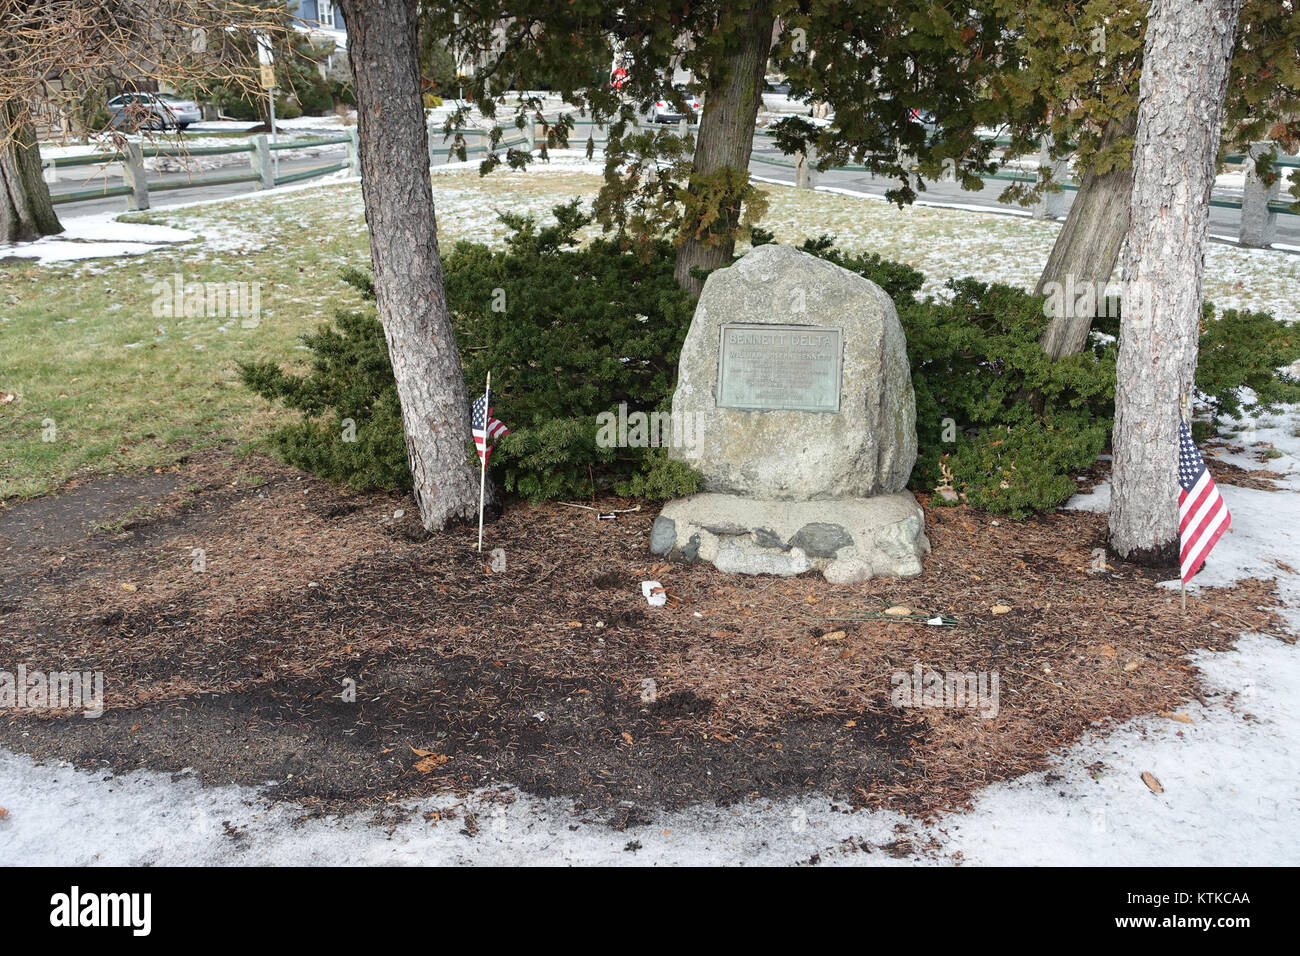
<box><xmin>2</xmin><ymin>161</ymin><xmax>1297</xmax><ymax>500</ymax></box>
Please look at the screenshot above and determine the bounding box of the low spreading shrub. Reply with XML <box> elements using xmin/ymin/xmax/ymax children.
<box><xmin>243</xmin><ymin>202</ymin><xmax>700</xmax><ymax>502</ymax></box>
<box><xmin>243</xmin><ymin>210</ymin><xmax>1297</xmax><ymax>516</ymax></box>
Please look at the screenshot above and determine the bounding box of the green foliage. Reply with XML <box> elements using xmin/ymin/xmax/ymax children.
<box><xmin>295</xmin><ymin>72</ymin><xmax>334</xmax><ymax>116</ymax></box>
<box><xmin>331</xmin><ymin>80</ymin><xmax>357</xmax><ymax>108</ymax></box>
<box><xmin>246</xmin><ymin>218</ymin><xmax>1299</xmax><ymax>517</ymax></box>
<box><xmin>1196</xmin><ymin>302</ymin><xmax>1300</xmax><ymax>419</ymax></box>
<box><xmin>239</xmin><ymin>308</ymin><xmax>411</xmax><ymax>492</ymax></box>
<box><xmin>196</xmin><ymin>33</ymin><xmax>325</xmax><ymax>121</ymax></box>
<box><xmin>443</xmin><ymin>202</ymin><xmax>697</xmax><ymax>500</ymax></box>
<box><xmin>244</xmin><ymin>204</ymin><xmax>698</xmax><ymax>502</ymax></box>
<box><xmin>809</xmin><ymin>238</ymin><xmax>1300</xmax><ymax>516</ymax></box>
<box><xmin>418</xmin><ymin>36</ymin><xmax>459</xmax><ymax>96</ymax></box>
<box><xmin>677</xmin><ymin>166</ymin><xmax>770</xmax><ymax>249</ymax></box>
<box><xmin>896</xmin><ymin>276</ymin><xmax>1114</xmax><ymax>517</ymax></box>
<box><xmin>614</xmin><ymin>449</ymin><xmax>703</xmax><ymax>499</ymax></box>
<box><xmin>802</xmin><ymin>235</ymin><xmax>1116</xmax><ymax>515</ymax></box>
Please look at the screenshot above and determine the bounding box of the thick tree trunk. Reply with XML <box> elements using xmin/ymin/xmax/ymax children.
<box><xmin>672</xmin><ymin>0</ymin><xmax>774</xmax><ymax>296</ymax></box>
<box><xmin>1035</xmin><ymin>113</ymin><xmax>1137</xmax><ymax>358</ymax></box>
<box><xmin>1108</xmin><ymin>0</ymin><xmax>1241</xmax><ymax>563</ymax></box>
<box><xmin>338</xmin><ymin>0</ymin><xmax>480</xmax><ymax>531</ymax></box>
<box><xmin>0</xmin><ymin>103</ymin><xmax>62</xmax><ymax>243</ymax></box>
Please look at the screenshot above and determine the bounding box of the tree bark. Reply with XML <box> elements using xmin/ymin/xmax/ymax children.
<box><xmin>1035</xmin><ymin>113</ymin><xmax>1137</xmax><ymax>359</ymax></box>
<box><xmin>1109</xmin><ymin>0</ymin><xmax>1241</xmax><ymax>563</ymax></box>
<box><xmin>338</xmin><ymin>0</ymin><xmax>480</xmax><ymax>531</ymax></box>
<box><xmin>672</xmin><ymin>0</ymin><xmax>775</xmax><ymax>296</ymax></box>
<box><xmin>0</xmin><ymin>102</ymin><xmax>62</xmax><ymax>243</ymax></box>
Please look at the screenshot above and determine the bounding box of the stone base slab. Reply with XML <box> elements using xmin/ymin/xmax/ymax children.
<box><xmin>650</xmin><ymin>492</ymin><xmax>929</xmax><ymax>582</ymax></box>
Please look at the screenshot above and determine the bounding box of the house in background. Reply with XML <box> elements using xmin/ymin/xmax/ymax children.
<box><xmin>289</xmin><ymin>0</ymin><xmax>349</xmax><ymax>79</ymax></box>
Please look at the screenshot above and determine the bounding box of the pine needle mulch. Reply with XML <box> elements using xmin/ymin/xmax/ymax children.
<box><xmin>0</xmin><ymin>452</ymin><xmax>1287</xmax><ymax>819</ymax></box>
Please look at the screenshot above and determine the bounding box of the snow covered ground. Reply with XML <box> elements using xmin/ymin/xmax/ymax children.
<box><xmin>0</xmin><ymin>210</ymin><xmax>197</xmax><ymax>262</ymax></box>
<box><xmin>1</xmin><ymin>164</ymin><xmax>1297</xmax><ymax>866</ymax></box>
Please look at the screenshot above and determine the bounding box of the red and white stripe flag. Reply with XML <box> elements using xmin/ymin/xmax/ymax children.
<box><xmin>471</xmin><ymin>387</ymin><xmax>509</xmax><ymax>466</ymax></box>
<box><xmin>1178</xmin><ymin>420</ymin><xmax>1231</xmax><ymax>583</ymax></box>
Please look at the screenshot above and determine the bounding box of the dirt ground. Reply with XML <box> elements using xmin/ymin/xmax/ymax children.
<box><xmin>0</xmin><ymin>451</ymin><xmax>1286</xmax><ymax>823</ymax></box>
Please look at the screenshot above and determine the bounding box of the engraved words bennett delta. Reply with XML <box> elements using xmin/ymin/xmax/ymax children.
<box><xmin>716</xmin><ymin>323</ymin><xmax>844</xmax><ymax>414</ymax></box>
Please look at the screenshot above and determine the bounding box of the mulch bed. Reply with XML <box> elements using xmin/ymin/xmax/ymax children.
<box><xmin>0</xmin><ymin>451</ymin><xmax>1287</xmax><ymax>820</ymax></box>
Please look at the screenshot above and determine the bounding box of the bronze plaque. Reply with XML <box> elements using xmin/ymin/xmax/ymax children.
<box><xmin>716</xmin><ymin>323</ymin><xmax>843</xmax><ymax>413</ymax></box>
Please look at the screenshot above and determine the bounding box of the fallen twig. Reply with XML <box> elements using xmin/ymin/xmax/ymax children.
<box><xmin>557</xmin><ymin>502</ymin><xmax>642</xmax><ymax>514</ymax></box>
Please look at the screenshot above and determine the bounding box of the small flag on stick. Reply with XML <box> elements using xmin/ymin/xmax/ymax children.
<box><xmin>471</xmin><ymin>382</ymin><xmax>509</xmax><ymax>467</ymax></box>
<box><xmin>1178</xmin><ymin>419</ymin><xmax>1230</xmax><ymax>589</ymax></box>
<box><xmin>472</xmin><ymin>373</ymin><xmax>509</xmax><ymax>552</ymax></box>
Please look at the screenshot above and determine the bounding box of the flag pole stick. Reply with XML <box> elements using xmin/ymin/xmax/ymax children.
<box><xmin>477</xmin><ymin>370</ymin><xmax>490</xmax><ymax>553</ymax></box>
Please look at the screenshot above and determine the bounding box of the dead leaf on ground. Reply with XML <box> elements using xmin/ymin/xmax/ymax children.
<box><xmin>1124</xmin><ymin>660</ymin><xmax>1141</xmax><ymax>672</ymax></box>
<box><xmin>621</xmin><ymin>732</ymin><xmax>634</xmax><ymax>746</ymax></box>
<box><xmin>1141</xmin><ymin>771</ymin><xmax>1164</xmax><ymax>794</ymax></box>
<box><xmin>1098</xmin><ymin>643</ymin><xmax>1118</xmax><ymax>658</ymax></box>
<box><xmin>821</xmin><ymin>630</ymin><xmax>846</xmax><ymax>641</ymax></box>
<box><xmin>413</xmin><ymin>754</ymin><xmax>450</xmax><ymax>773</ymax></box>
<box><xmin>884</xmin><ymin>605</ymin><xmax>912</xmax><ymax>616</ymax></box>
<box><xmin>1158</xmin><ymin>711</ymin><xmax>1194</xmax><ymax>724</ymax></box>
<box><xmin>990</xmin><ymin>604</ymin><xmax>1012</xmax><ymax>615</ymax></box>
<box><xmin>0</xmin><ymin>807</ymin><xmax>8</xmax><ymax>820</ymax></box>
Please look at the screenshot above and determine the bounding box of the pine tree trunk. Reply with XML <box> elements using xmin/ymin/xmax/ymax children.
<box><xmin>672</xmin><ymin>1</ymin><xmax>775</xmax><ymax>296</ymax></box>
<box><xmin>0</xmin><ymin>103</ymin><xmax>62</xmax><ymax>243</ymax></box>
<box><xmin>1035</xmin><ymin>113</ymin><xmax>1136</xmax><ymax>359</ymax></box>
<box><xmin>338</xmin><ymin>0</ymin><xmax>480</xmax><ymax>531</ymax></box>
<box><xmin>1108</xmin><ymin>0</ymin><xmax>1241</xmax><ymax>563</ymax></box>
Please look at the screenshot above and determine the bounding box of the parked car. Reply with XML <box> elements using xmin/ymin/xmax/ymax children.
<box><xmin>107</xmin><ymin>92</ymin><xmax>202</xmax><ymax>131</ymax></box>
<box><xmin>649</xmin><ymin>86</ymin><xmax>702</xmax><ymax>124</ymax></box>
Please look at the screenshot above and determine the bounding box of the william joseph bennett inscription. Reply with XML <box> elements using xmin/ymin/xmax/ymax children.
<box><xmin>717</xmin><ymin>324</ymin><xmax>842</xmax><ymax>414</ymax></box>
<box><xmin>651</xmin><ymin>243</ymin><xmax>929</xmax><ymax>584</ymax></box>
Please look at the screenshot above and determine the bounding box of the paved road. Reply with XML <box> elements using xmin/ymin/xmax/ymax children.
<box><xmin>748</xmin><ymin>141</ymin><xmax>1300</xmax><ymax>249</ymax></box>
<box><xmin>47</xmin><ymin>130</ymin><xmax>1299</xmax><ymax>251</ymax></box>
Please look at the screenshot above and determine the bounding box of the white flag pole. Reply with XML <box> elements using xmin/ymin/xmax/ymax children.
<box><xmin>477</xmin><ymin>370</ymin><xmax>490</xmax><ymax>553</ymax></box>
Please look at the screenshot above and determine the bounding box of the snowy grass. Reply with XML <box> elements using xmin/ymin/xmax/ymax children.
<box><xmin>0</xmin><ymin>166</ymin><xmax>599</xmax><ymax>498</ymax></box>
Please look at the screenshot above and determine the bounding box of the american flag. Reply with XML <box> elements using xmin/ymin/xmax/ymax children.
<box><xmin>1178</xmin><ymin>420</ymin><xmax>1230</xmax><ymax>584</ymax></box>
<box><xmin>471</xmin><ymin>386</ymin><xmax>509</xmax><ymax>466</ymax></box>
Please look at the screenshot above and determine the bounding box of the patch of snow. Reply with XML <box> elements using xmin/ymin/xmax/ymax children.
<box><xmin>0</xmin><ymin>211</ymin><xmax>195</xmax><ymax>263</ymax></box>
<box><xmin>1064</xmin><ymin>482</ymin><xmax>1110</xmax><ymax>513</ymax></box>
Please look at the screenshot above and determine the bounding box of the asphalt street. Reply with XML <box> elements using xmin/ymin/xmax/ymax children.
<box><xmin>748</xmin><ymin>140</ymin><xmax>1300</xmax><ymax>249</ymax></box>
<box><xmin>45</xmin><ymin>130</ymin><xmax>1299</xmax><ymax>251</ymax></box>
